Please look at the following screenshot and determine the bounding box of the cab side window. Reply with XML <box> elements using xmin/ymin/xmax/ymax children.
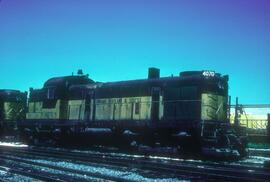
<box><xmin>47</xmin><ymin>87</ymin><xmax>55</xmax><ymax>100</ymax></box>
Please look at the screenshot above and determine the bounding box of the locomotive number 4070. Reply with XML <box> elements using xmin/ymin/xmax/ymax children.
<box><xmin>202</xmin><ymin>71</ymin><xmax>215</xmax><ymax>77</ymax></box>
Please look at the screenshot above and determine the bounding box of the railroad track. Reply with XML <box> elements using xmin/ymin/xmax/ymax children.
<box><xmin>0</xmin><ymin>146</ymin><xmax>270</xmax><ymax>182</ymax></box>
<box><xmin>0</xmin><ymin>154</ymin><xmax>138</xmax><ymax>182</ymax></box>
<box><xmin>0</xmin><ymin>147</ymin><xmax>183</xmax><ymax>182</ymax></box>
<box><xmin>5</xmin><ymin>145</ymin><xmax>267</xmax><ymax>171</ymax></box>
<box><xmin>0</xmin><ymin>148</ymin><xmax>141</xmax><ymax>182</ymax></box>
<box><xmin>0</xmin><ymin>164</ymin><xmax>63</xmax><ymax>182</ymax></box>
<box><xmin>1</xmin><ymin>156</ymin><xmax>141</xmax><ymax>182</ymax></box>
<box><xmin>249</xmin><ymin>148</ymin><xmax>270</xmax><ymax>157</ymax></box>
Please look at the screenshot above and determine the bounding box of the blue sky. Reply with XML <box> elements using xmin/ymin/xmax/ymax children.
<box><xmin>0</xmin><ymin>0</ymin><xmax>269</xmax><ymax>104</ymax></box>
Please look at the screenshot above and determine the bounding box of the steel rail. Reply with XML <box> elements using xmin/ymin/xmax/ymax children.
<box><xmin>0</xmin><ymin>147</ymin><xmax>161</xmax><ymax>179</ymax></box>
<box><xmin>0</xmin><ymin>154</ymin><xmax>136</xmax><ymax>182</ymax></box>
<box><xmin>248</xmin><ymin>149</ymin><xmax>270</xmax><ymax>157</ymax></box>
<box><xmin>0</xmin><ymin>162</ymin><xmax>66</xmax><ymax>182</ymax></box>
<box><xmin>17</xmin><ymin>146</ymin><xmax>268</xmax><ymax>171</ymax></box>
<box><xmin>1</xmin><ymin>146</ymin><xmax>269</xmax><ymax>182</ymax></box>
<box><xmin>0</xmin><ymin>148</ymin><xmax>189</xmax><ymax>181</ymax></box>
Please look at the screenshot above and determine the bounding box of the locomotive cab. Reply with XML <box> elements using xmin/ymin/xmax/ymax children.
<box><xmin>22</xmin><ymin>72</ymin><xmax>95</xmax><ymax>139</ymax></box>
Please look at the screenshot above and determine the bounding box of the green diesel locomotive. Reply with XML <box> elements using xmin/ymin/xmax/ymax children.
<box><xmin>0</xmin><ymin>89</ymin><xmax>27</xmax><ymax>136</ymax></box>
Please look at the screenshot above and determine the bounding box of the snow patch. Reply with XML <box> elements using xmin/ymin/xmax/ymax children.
<box><xmin>0</xmin><ymin>169</ymin><xmax>7</xmax><ymax>175</ymax></box>
<box><xmin>30</xmin><ymin>159</ymin><xmax>184</xmax><ymax>182</ymax></box>
<box><xmin>0</xmin><ymin>142</ymin><xmax>28</xmax><ymax>148</ymax></box>
<box><xmin>249</xmin><ymin>148</ymin><xmax>270</xmax><ymax>152</ymax></box>
<box><xmin>85</xmin><ymin>128</ymin><xmax>112</xmax><ymax>133</ymax></box>
<box><xmin>240</xmin><ymin>156</ymin><xmax>270</xmax><ymax>164</ymax></box>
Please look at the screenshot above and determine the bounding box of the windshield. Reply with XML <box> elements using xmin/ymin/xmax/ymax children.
<box><xmin>201</xmin><ymin>93</ymin><xmax>227</xmax><ymax>121</ymax></box>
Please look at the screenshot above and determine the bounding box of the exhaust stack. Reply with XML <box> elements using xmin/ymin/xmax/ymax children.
<box><xmin>148</xmin><ymin>67</ymin><xmax>160</xmax><ymax>79</ymax></box>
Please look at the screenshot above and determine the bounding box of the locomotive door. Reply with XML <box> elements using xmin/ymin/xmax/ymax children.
<box><xmin>151</xmin><ymin>87</ymin><xmax>160</xmax><ymax>122</ymax></box>
<box><xmin>85</xmin><ymin>90</ymin><xmax>94</xmax><ymax>123</ymax></box>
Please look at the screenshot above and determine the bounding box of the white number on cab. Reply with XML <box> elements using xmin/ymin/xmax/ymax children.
<box><xmin>202</xmin><ymin>71</ymin><xmax>215</xmax><ymax>77</ymax></box>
